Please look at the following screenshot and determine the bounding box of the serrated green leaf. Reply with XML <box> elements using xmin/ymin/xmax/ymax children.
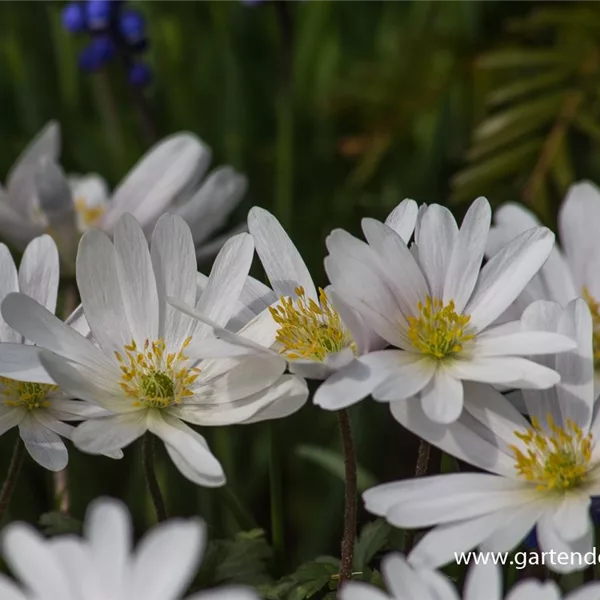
<box><xmin>487</xmin><ymin>71</ymin><xmax>568</xmax><ymax>106</ymax></box>
<box><xmin>296</xmin><ymin>445</ymin><xmax>378</xmax><ymax>492</ymax></box>
<box><xmin>477</xmin><ymin>49</ymin><xmax>570</xmax><ymax>69</ymax></box>
<box><xmin>38</xmin><ymin>511</ymin><xmax>82</xmax><ymax>536</ymax></box>
<box><xmin>289</xmin><ymin>576</ymin><xmax>331</xmax><ymax>600</ymax></box>
<box><xmin>353</xmin><ymin>519</ymin><xmax>391</xmax><ymax>570</ymax></box>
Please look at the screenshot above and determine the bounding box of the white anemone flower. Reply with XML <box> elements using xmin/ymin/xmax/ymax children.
<box><xmin>488</xmin><ymin>181</ymin><xmax>600</xmax><ymax>386</ymax></box>
<box><xmin>341</xmin><ymin>553</ymin><xmax>600</xmax><ymax>600</ymax></box>
<box><xmin>169</xmin><ymin>201</ymin><xmax>417</xmax><ymax>385</ymax></box>
<box><xmin>0</xmin><ymin>497</ymin><xmax>259</xmax><ymax>600</ymax></box>
<box><xmin>316</xmin><ymin>196</ymin><xmax>575</xmax><ymax>423</ymax></box>
<box><xmin>0</xmin><ymin>234</ymin><xmax>108</xmax><ymax>471</ymax></box>
<box><xmin>365</xmin><ymin>298</ymin><xmax>600</xmax><ymax>574</ymax></box>
<box><xmin>1</xmin><ymin>214</ymin><xmax>307</xmax><ymax>487</ymax></box>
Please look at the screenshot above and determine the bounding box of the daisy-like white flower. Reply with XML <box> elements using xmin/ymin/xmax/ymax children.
<box><xmin>364</xmin><ymin>298</ymin><xmax>600</xmax><ymax>574</ymax></box>
<box><xmin>1</xmin><ymin>213</ymin><xmax>306</xmax><ymax>487</ymax></box>
<box><xmin>0</xmin><ymin>234</ymin><xmax>108</xmax><ymax>471</ymax></box>
<box><xmin>171</xmin><ymin>201</ymin><xmax>418</xmax><ymax>383</ymax></box>
<box><xmin>316</xmin><ymin>197</ymin><xmax>576</xmax><ymax>423</ymax></box>
<box><xmin>488</xmin><ymin>181</ymin><xmax>600</xmax><ymax>385</ymax></box>
<box><xmin>0</xmin><ymin>497</ymin><xmax>259</xmax><ymax>600</ymax></box>
<box><xmin>341</xmin><ymin>553</ymin><xmax>600</xmax><ymax>600</ymax></box>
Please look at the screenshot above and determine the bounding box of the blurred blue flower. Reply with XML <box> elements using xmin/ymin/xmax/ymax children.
<box><xmin>86</xmin><ymin>0</ymin><xmax>115</xmax><ymax>30</ymax></box>
<box><xmin>62</xmin><ymin>2</ymin><xmax>86</xmax><ymax>33</ymax></box>
<box><xmin>78</xmin><ymin>36</ymin><xmax>115</xmax><ymax>72</ymax></box>
<box><xmin>129</xmin><ymin>62</ymin><xmax>152</xmax><ymax>87</ymax></box>
<box><xmin>119</xmin><ymin>9</ymin><xmax>145</xmax><ymax>44</ymax></box>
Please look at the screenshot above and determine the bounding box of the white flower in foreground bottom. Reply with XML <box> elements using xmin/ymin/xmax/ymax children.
<box><xmin>170</xmin><ymin>201</ymin><xmax>418</xmax><ymax>385</ymax></box>
<box><xmin>488</xmin><ymin>181</ymin><xmax>600</xmax><ymax>387</ymax></box>
<box><xmin>0</xmin><ymin>497</ymin><xmax>259</xmax><ymax>600</ymax></box>
<box><xmin>0</xmin><ymin>234</ymin><xmax>105</xmax><ymax>471</ymax></box>
<box><xmin>340</xmin><ymin>553</ymin><xmax>600</xmax><ymax>600</ymax></box>
<box><xmin>1</xmin><ymin>214</ymin><xmax>306</xmax><ymax>487</ymax></box>
<box><xmin>365</xmin><ymin>298</ymin><xmax>600</xmax><ymax>574</ymax></box>
<box><xmin>318</xmin><ymin>196</ymin><xmax>575</xmax><ymax>423</ymax></box>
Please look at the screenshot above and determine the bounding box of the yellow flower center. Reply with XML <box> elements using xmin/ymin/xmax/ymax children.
<box><xmin>510</xmin><ymin>414</ymin><xmax>592</xmax><ymax>491</ymax></box>
<box><xmin>583</xmin><ymin>287</ymin><xmax>600</xmax><ymax>370</ymax></box>
<box><xmin>75</xmin><ymin>196</ymin><xmax>105</xmax><ymax>228</ymax></box>
<box><xmin>269</xmin><ymin>287</ymin><xmax>356</xmax><ymax>361</ymax></box>
<box><xmin>115</xmin><ymin>337</ymin><xmax>200</xmax><ymax>409</ymax></box>
<box><xmin>407</xmin><ymin>296</ymin><xmax>474</xmax><ymax>359</ymax></box>
<box><xmin>0</xmin><ymin>378</ymin><xmax>57</xmax><ymax>410</ymax></box>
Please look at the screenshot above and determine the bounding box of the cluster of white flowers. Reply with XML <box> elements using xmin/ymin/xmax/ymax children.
<box><xmin>2</xmin><ymin>124</ymin><xmax>600</xmax><ymax>597</ymax></box>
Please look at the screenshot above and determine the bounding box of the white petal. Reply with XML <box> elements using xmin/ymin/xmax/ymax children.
<box><xmin>248</xmin><ymin>207</ymin><xmax>317</xmax><ymax>300</ymax></box>
<box><xmin>443</xmin><ymin>197</ymin><xmax>491</xmax><ymax>313</ymax></box>
<box><xmin>18</xmin><ymin>414</ymin><xmax>67</xmax><ymax>471</ymax></box>
<box><xmin>420</xmin><ymin>370</ymin><xmax>463</xmax><ymax>424</ymax></box>
<box><xmin>113</xmin><ymin>214</ymin><xmax>159</xmax><ymax>345</ymax></box>
<box><xmin>72</xmin><ymin>411</ymin><xmax>148</xmax><ymax>454</ymax></box>
<box><xmin>381</xmin><ymin>553</ymin><xmax>442</xmax><ymax>600</ymax></box>
<box><xmin>0</xmin><ymin>575</ymin><xmax>28</xmax><ymax>600</ymax></box>
<box><xmin>186</xmin><ymin>587</ymin><xmax>260</xmax><ymax>600</ymax></box>
<box><xmin>372</xmin><ymin>355</ymin><xmax>437</xmax><ymax>402</ymax></box>
<box><xmin>18</xmin><ymin>234</ymin><xmax>59</xmax><ymax>314</ymax></box>
<box><xmin>567</xmin><ymin>583</ymin><xmax>600</xmax><ymax>600</ymax></box>
<box><xmin>130</xmin><ymin>518</ymin><xmax>205</xmax><ymax>600</ymax></box>
<box><xmin>474</xmin><ymin>330</ymin><xmax>576</xmax><ymax>357</ymax></box>
<box><xmin>339</xmin><ymin>582</ymin><xmax>388</xmax><ymax>600</ymax></box>
<box><xmin>0</xmin><ymin>343</ymin><xmax>53</xmax><ymax>383</ymax></box>
<box><xmin>463</xmin><ymin>562</ymin><xmax>502</xmax><ymax>600</ymax></box>
<box><xmin>0</xmin><ymin>244</ymin><xmax>20</xmax><ymax>343</ymax></box>
<box><xmin>467</xmin><ymin>227</ymin><xmax>555</xmax><ymax>331</ymax></box>
<box><xmin>551</xmin><ymin>493</ymin><xmax>591</xmax><ymax>543</ymax></box>
<box><xmin>384</xmin><ymin>198</ymin><xmax>419</xmax><ymax>243</ymax></box>
<box><xmin>414</xmin><ymin>204</ymin><xmax>458</xmax><ymax>298</ymax></box>
<box><xmin>149</xmin><ymin>412</ymin><xmax>225</xmax><ymax>487</ymax></box>
<box><xmin>0</xmin><ymin>409</ymin><xmax>24</xmax><ymax>435</ymax></box>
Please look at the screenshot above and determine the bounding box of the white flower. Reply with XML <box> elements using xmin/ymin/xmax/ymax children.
<box><xmin>340</xmin><ymin>553</ymin><xmax>599</xmax><ymax>600</ymax></box>
<box><xmin>364</xmin><ymin>298</ymin><xmax>600</xmax><ymax>574</ymax></box>
<box><xmin>1</xmin><ymin>213</ymin><xmax>306</xmax><ymax>486</ymax></box>
<box><xmin>0</xmin><ymin>122</ymin><xmax>60</xmax><ymax>250</ymax></box>
<box><xmin>0</xmin><ymin>234</ymin><xmax>105</xmax><ymax>471</ymax></box>
<box><xmin>315</xmin><ymin>197</ymin><xmax>576</xmax><ymax>423</ymax></box>
<box><xmin>169</xmin><ymin>201</ymin><xmax>417</xmax><ymax>385</ymax></box>
<box><xmin>488</xmin><ymin>181</ymin><xmax>600</xmax><ymax>385</ymax></box>
<box><xmin>0</xmin><ymin>497</ymin><xmax>259</xmax><ymax>600</ymax></box>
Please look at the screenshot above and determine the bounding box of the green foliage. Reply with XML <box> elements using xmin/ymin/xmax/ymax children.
<box><xmin>38</xmin><ymin>511</ymin><xmax>82</xmax><ymax>536</ymax></box>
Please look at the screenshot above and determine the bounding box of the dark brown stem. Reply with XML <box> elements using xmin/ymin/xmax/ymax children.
<box><xmin>142</xmin><ymin>432</ymin><xmax>167</xmax><ymax>522</ymax></box>
<box><xmin>0</xmin><ymin>437</ymin><xmax>25</xmax><ymax>522</ymax></box>
<box><xmin>337</xmin><ymin>409</ymin><xmax>357</xmax><ymax>587</ymax></box>
<box><xmin>403</xmin><ymin>439</ymin><xmax>431</xmax><ymax>552</ymax></box>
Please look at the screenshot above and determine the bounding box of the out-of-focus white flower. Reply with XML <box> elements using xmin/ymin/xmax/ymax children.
<box><xmin>365</xmin><ymin>298</ymin><xmax>600</xmax><ymax>574</ymax></box>
<box><xmin>340</xmin><ymin>553</ymin><xmax>600</xmax><ymax>600</ymax></box>
<box><xmin>0</xmin><ymin>234</ymin><xmax>107</xmax><ymax>470</ymax></box>
<box><xmin>0</xmin><ymin>122</ymin><xmax>246</xmax><ymax>270</ymax></box>
<box><xmin>314</xmin><ymin>197</ymin><xmax>575</xmax><ymax>423</ymax></box>
<box><xmin>0</xmin><ymin>497</ymin><xmax>260</xmax><ymax>600</ymax></box>
<box><xmin>1</xmin><ymin>214</ymin><xmax>306</xmax><ymax>487</ymax></box>
<box><xmin>488</xmin><ymin>181</ymin><xmax>600</xmax><ymax>388</ymax></box>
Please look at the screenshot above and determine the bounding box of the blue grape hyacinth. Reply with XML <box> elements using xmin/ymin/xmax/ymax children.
<box><xmin>62</xmin><ymin>0</ymin><xmax>152</xmax><ymax>86</ymax></box>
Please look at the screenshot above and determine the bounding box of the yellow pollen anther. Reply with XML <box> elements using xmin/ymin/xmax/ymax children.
<box><xmin>269</xmin><ymin>287</ymin><xmax>356</xmax><ymax>361</ymax></box>
<box><xmin>407</xmin><ymin>296</ymin><xmax>474</xmax><ymax>359</ymax></box>
<box><xmin>510</xmin><ymin>414</ymin><xmax>592</xmax><ymax>491</ymax></box>
<box><xmin>115</xmin><ymin>337</ymin><xmax>200</xmax><ymax>409</ymax></box>
<box><xmin>0</xmin><ymin>378</ymin><xmax>57</xmax><ymax>410</ymax></box>
<box><xmin>75</xmin><ymin>197</ymin><xmax>105</xmax><ymax>228</ymax></box>
<box><xmin>583</xmin><ymin>287</ymin><xmax>600</xmax><ymax>370</ymax></box>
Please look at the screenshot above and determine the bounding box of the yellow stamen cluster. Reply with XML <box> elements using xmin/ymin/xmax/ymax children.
<box><xmin>269</xmin><ymin>287</ymin><xmax>356</xmax><ymax>361</ymax></box>
<box><xmin>510</xmin><ymin>414</ymin><xmax>592</xmax><ymax>491</ymax></box>
<box><xmin>582</xmin><ymin>287</ymin><xmax>600</xmax><ymax>369</ymax></box>
<box><xmin>115</xmin><ymin>337</ymin><xmax>200</xmax><ymax>409</ymax></box>
<box><xmin>75</xmin><ymin>197</ymin><xmax>105</xmax><ymax>228</ymax></box>
<box><xmin>407</xmin><ymin>296</ymin><xmax>473</xmax><ymax>359</ymax></box>
<box><xmin>0</xmin><ymin>378</ymin><xmax>57</xmax><ymax>410</ymax></box>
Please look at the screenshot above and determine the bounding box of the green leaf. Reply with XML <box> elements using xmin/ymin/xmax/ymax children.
<box><xmin>296</xmin><ymin>445</ymin><xmax>378</xmax><ymax>492</ymax></box>
<box><xmin>353</xmin><ymin>519</ymin><xmax>391</xmax><ymax>570</ymax></box>
<box><xmin>38</xmin><ymin>511</ymin><xmax>82</xmax><ymax>536</ymax></box>
<box><xmin>476</xmin><ymin>49</ymin><xmax>570</xmax><ymax>69</ymax></box>
<box><xmin>487</xmin><ymin>71</ymin><xmax>568</xmax><ymax>106</ymax></box>
<box><xmin>440</xmin><ymin>453</ymin><xmax>460</xmax><ymax>474</ymax></box>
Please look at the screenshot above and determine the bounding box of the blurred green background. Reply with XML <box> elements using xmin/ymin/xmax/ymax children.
<box><xmin>2</xmin><ymin>0</ymin><xmax>600</xmax><ymax>578</ymax></box>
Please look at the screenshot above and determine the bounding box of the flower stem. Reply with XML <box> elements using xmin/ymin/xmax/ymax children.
<box><xmin>268</xmin><ymin>423</ymin><xmax>285</xmax><ymax>575</ymax></box>
<box><xmin>142</xmin><ymin>432</ymin><xmax>167</xmax><ymax>523</ymax></box>
<box><xmin>337</xmin><ymin>409</ymin><xmax>357</xmax><ymax>586</ymax></box>
<box><xmin>218</xmin><ymin>485</ymin><xmax>259</xmax><ymax>532</ymax></box>
<box><xmin>404</xmin><ymin>439</ymin><xmax>431</xmax><ymax>552</ymax></box>
<box><xmin>0</xmin><ymin>437</ymin><xmax>25</xmax><ymax>523</ymax></box>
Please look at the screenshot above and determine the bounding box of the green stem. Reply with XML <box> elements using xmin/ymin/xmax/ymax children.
<box><xmin>0</xmin><ymin>437</ymin><xmax>25</xmax><ymax>523</ymax></box>
<box><xmin>218</xmin><ymin>485</ymin><xmax>259</xmax><ymax>532</ymax></box>
<box><xmin>337</xmin><ymin>409</ymin><xmax>357</xmax><ymax>586</ymax></box>
<box><xmin>268</xmin><ymin>423</ymin><xmax>285</xmax><ymax>575</ymax></box>
<box><xmin>403</xmin><ymin>439</ymin><xmax>431</xmax><ymax>552</ymax></box>
<box><xmin>273</xmin><ymin>0</ymin><xmax>294</xmax><ymax>229</ymax></box>
<box><xmin>142</xmin><ymin>432</ymin><xmax>167</xmax><ymax>523</ymax></box>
